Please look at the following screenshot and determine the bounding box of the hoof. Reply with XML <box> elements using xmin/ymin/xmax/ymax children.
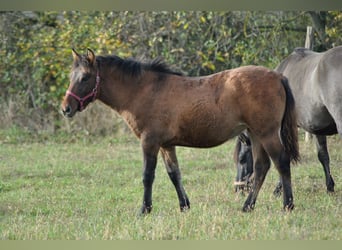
<box><xmin>327</xmin><ymin>176</ymin><xmax>335</xmax><ymax>193</ymax></box>
<box><xmin>242</xmin><ymin>204</ymin><xmax>254</xmax><ymax>212</ymax></box>
<box><xmin>273</xmin><ymin>188</ymin><xmax>282</xmax><ymax>197</ymax></box>
<box><xmin>180</xmin><ymin>205</ymin><xmax>190</xmax><ymax>212</ymax></box>
<box><xmin>235</xmin><ymin>190</ymin><xmax>246</xmax><ymax>197</ymax></box>
<box><xmin>284</xmin><ymin>203</ymin><xmax>294</xmax><ymax>212</ymax></box>
<box><xmin>139</xmin><ymin>205</ymin><xmax>152</xmax><ymax>216</ymax></box>
<box><xmin>273</xmin><ymin>184</ymin><xmax>283</xmax><ymax>198</ymax></box>
<box><xmin>327</xmin><ymin>183</ymin><xmax>335</xmax><ymax>193</ymax></box>
<box><xmin>327</xmin><ymin>189</ymin><xmax>335</xmax><ymax>195</ymax></box>
<box><xmin>180</xmin><ymin>197</ymin><xmax>190</xmax><ymax>212</ymax></box>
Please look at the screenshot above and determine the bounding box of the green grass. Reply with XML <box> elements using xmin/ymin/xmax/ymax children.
<box><xmin>0</xmin><ymin>130</ymin><xmax>341</xmax><ymax>239</ymax></box>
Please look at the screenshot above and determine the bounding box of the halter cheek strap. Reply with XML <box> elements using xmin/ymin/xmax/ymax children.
<box><xmin>66</xmin><ymin>71</ymin><xmax>100</xmax><ymax>111</ymax></box>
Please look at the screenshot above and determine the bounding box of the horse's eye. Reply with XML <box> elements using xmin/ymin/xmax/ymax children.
<box><xmin>81</xmin><ymin>74</ymin><xmax>91</xmax><ymax>82</ymax></box>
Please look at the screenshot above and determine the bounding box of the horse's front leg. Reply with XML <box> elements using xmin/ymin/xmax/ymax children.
<box><xmin>160</xmin><ymin>146</ymin><xmax>190</xmax><ymax>212</ymax></box>
<box><xmin>140</xmin><ymin>143</ymin><xmax>159</xmax><ymax>215</ymax></box>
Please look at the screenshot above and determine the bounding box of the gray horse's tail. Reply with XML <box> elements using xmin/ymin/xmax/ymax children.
<box><xmin>280</xmin><ymin>76</ymin><xmax>300</xmax><ymax>163</ymax></box>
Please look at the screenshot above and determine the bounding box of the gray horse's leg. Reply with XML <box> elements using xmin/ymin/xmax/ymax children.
<box><xmin>315</xmin><ymin>135</ymin><xmax>335</xmax><ymax>192</ymax></box>
<box><xmin>272</xmin><ymin>134</ymin><xmax>336</xmax><ymax>195</ymax></box>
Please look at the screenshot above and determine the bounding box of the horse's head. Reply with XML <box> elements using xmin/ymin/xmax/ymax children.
<box><xmin>61</xmin><ymin>48</ymin><xmax>100</xmax><ymax>118</ymax></box>
<box><xmin>234</xmin><ymin>131</ymin><xmax>254</xmax><ymax>192</ymax></box>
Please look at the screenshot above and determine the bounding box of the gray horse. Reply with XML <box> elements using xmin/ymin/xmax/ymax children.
<box><xmin>234</xmin><ymin>46</ymin><xmax>342</xmax><ymax>193</ymax></box>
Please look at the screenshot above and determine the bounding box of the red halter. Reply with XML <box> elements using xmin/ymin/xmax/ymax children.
<box><xmin>66</xmin><ymin>71</ymin><xmax>100</xmax><ymax>111</ymax></box>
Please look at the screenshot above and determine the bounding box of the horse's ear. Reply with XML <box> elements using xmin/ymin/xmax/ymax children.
<box><xmin>86</xmin><ymin>48</ymin><xmax>96</xmax><ymax>66</ymax></box>
<box><xmin>72</xmin><ymin>48</ymin><xmax>81</xmax><ymax>62</ymax></box>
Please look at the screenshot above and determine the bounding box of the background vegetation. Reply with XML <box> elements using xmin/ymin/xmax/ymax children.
<box><xmin>0</xmin><ymin>11</ymin><xmax>341</xmax><ymax>136</ymax></box>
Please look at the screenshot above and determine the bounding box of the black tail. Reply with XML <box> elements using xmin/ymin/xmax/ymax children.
<box><xmin>280</xmin><ymin>76</ymin><xmax>300</xmax><ymax>163</ymax></box>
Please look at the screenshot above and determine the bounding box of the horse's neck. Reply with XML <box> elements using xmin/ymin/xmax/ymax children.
<box><xmin>98</xmin><ymin>70</ymin><xmax>148</xmax><ymax>113</ymax></box>
<box><xmin>100</xmin><ymin>73</ymin><xmax>154</xmax><ymax>138</ymax></box>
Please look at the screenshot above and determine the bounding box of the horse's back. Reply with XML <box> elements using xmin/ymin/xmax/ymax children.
<box><xmin>165</xmin><ymin>65</ymin><xmax>287</xmax><ymax>147</ymax></box>
<box><xmin>318</xmin><ymin>46</ymin><xmax>342</xmax><ymax>80</ymax></box>
<box><xmin>320</xmin><ymin>45</ymin><xmax>342</xmax><ymax>65</ymax></box>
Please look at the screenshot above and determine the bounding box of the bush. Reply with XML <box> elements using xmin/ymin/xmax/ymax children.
<box><xmin>0</xmin><ymin>11</ymin><xmax>340</xmax><ymax>136</ymax></box>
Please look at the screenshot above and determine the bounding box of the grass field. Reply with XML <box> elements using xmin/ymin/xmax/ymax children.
<box><xmin>0</xmin><ymin>129</ymin><xmax>341</xmax><ymax>239</ymax></box>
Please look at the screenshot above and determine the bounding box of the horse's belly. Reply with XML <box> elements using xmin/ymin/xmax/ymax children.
<box><xmin>175</xmin><ymin>133</ymin><xmax>231</xmax><ymax>148</ymax></box>
<box><xmin>298</xmin><ymin>107</ymin><xmax>337</xmax><ymax>135</ymax></box>
<box><xmin>171</xmin><ymin>98</ymin><xmax>243</xmax><ymax>147</ymax></box>
<box><xmin>174</xmin><ymin>121</ymin><xmax>244</xmax><ymax>148</ymax></box>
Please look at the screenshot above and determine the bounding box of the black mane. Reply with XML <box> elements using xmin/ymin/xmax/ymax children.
<box><xmin>96</xmin><ymin>55</ymin><xmax>183</xmax><ymax>77</ymax></box>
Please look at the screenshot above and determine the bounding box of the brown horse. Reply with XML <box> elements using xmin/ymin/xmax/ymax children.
<box><xmin>61</xmin><ymin>48</ymin><xmax>299</xmax><ymax>214</ymax></box>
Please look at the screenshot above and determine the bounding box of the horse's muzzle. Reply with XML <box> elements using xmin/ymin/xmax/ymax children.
<box><xmin>62</xmin><ymin>105</ymin><xmax>74</xmax><ymax>118</ymax></box>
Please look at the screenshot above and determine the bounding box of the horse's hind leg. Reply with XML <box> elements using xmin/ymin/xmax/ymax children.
<box><xmin>315</xmin><ymin>135</ymin><xmax>335</xmax><ymax>192</ymax></box>
<box><xmin>242</xmin><ymin>138</ymin><xmax>271</xmax><ymax>212</ymax></box>
<box><xmin>264</xmin><ymin>137</ymin><xmax>294</xmax><ymax>211</ymax></box>
<box><xmin>274</xmin><ymin>151</ymin><xmax>294</xmax><ymax>211</ymax></box>
<box><xmin>160</xmin><ymin>146</ymin><xmax>190</xmax><ymax>211</ymax></box>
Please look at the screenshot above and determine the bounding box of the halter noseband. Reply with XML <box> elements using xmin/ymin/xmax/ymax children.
<box><xmin>66</xmin><ymin>71</ymin><xmax>100</xmax><ymax>111</ymax></box>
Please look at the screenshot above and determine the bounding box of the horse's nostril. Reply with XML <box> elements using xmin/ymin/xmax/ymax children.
<box><xmin>62</xmin><ymin>105</ymin><xmax>72</xmax><ymax>116</ymax></box>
